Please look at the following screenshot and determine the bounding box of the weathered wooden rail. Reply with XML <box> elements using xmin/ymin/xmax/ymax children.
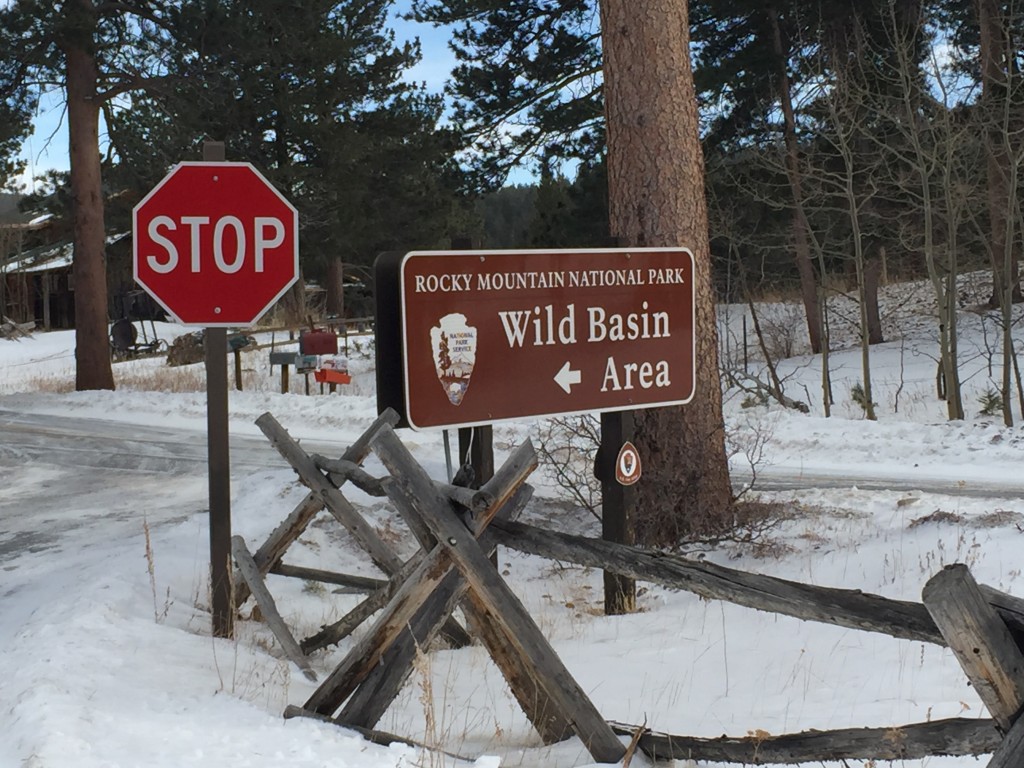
<box><xmin>234</xmin><ymin>409</ymin><xmax>1024</xmax><ymax>766</ymax></box>
<box><xmin>489</xmin><ymin>519</ymin><xmax>1024</xmax><ymax>647</ymax></box>
<box><xmin>608</xmin><ymin>717</ymin><xmax>1001</xmax><ymax>763</ymax></box>
<box><xmin>490</xmin><ymin>521</ymin><xmax>1024</xmax><ymax>764</ymax></box>
<box><xmin>233</xmin><ymin>409</ymin><xmax>618</xmax><ymax>760</ymax></box>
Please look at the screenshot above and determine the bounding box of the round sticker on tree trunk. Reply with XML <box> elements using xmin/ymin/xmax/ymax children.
<box><xmin>615</xmin><ymin>441</ymin><xmax>642</xmax><ymax>486</ymax></box>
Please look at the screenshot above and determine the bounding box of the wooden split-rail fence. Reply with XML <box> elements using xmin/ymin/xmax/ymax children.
<box><xmin>232</xmin><ymin>410</ymin><xmax>1024</xmax><ymax>765</ymax></box>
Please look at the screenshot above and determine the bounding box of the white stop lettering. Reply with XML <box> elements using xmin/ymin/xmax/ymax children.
<box><xmin>214</xmin><ymin>216</ymin><xmax>245</xmax><ymax>273</ymax></box>
<box><xmin>143</xmin><ymin>215</ymin><xmax>287</xmax><ymax>274</ymax></box>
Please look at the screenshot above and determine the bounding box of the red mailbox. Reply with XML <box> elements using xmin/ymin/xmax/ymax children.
<box><xmin>300</xmin><ymin>329</ymin><xmax>338</xmax><ymax>355</ymax></box>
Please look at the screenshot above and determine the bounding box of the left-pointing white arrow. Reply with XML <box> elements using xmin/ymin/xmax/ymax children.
<box><xmin>554</xmin><ymin>361</ymin><xmax>582</xmax><ymax>394</ymax></box>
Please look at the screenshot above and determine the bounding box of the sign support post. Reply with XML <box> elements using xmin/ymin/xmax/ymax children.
<box><xmin>133</xmin><ymin>143</ymin><xmax>299</xmax><ymax>640</ymax></box>
<box><xmin>374</xmin><ymin>246</ymin><xmax>695</xmax><ymax>614</ymax></box>
<box><xmin>202</xmin><ymin>140</ymin><xmax>233</xmax><ymax>639</ymax></box>
<box><xmin>450</xmin><ymin>237</ymin><xmax>495</xmax><ymax>490</ymax></box>
<box><xmin>598</xmin><ymin>410</ymin><xmax>637</xmax><ymax>614</ymax></box>
<box><xmin>457</xmin><ymin>425</ymin><xmax>494</xmax><ymax>488</ymax></box>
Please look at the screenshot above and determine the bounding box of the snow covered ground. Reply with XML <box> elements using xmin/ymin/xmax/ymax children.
<box><xmin>3</xmin><ymin>277</ymin><xmax>1024</xmax><ymax>768</ymax></box>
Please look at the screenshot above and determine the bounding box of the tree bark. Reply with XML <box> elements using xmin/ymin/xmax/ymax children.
<box><xmin>325</xmin><ymin>257</ymin><xmax>345</xmax><ymax>318</ymax></box>
<box><xmin>281</xmin><ymin>271</ymin><xmax>307</xmax><ymax>326</ymax></box>
<box><xmin>64</xmin><ymin>2</ymin><xmax>115</xmax><ymax>391</ymax></box>
<box><xmin>768</xmin><ymin>7</ymin><xmax>823</xmax><ymax>354</ymax></box>
<box><xmin>979</xmin><ymin>0</ymin><xmax>1022</xmax><ymax>306</ymax></box>
<box><xmin>600</xmin><ymin>0</ymin><xmax>732</xmax><ymax>544</ymax></box>
<box><xmin>864</xmin><ymin>258</ymin><xmax>883</xmax><ymax>345</ymax></box>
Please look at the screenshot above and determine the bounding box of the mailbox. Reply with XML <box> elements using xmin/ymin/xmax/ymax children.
<box><xmin>300</xmin><ymin>329</ymin><xmax>338</xmax><ymax>355</ymax></box>
<box><xmin>269</xmin><ymin>351</ymin><xmax>300</xmax><ymax>366</ymax></box>
<box><xmin>295</xmin><ymin>354</ymin><xmax>319</xmax><ymax>373</ymax></box>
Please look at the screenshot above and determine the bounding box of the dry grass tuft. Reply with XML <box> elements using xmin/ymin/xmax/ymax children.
<box><xmin>908</xmin><ymin>510</ymin><xmax>965</xmax><ymax>528</ymax></box>
<box><xmin>115</xmin><ymin>364</ymin><xmax>207</xmax><ymax>393</ymax></box>
<box><xmin>23</xmin><ymin>374</ymin><xmax>75</xmax><ymax>393</ymax></box>
<box><xmin>974</xmin><ymin>509</ymin><xmax>1024</xmax><ymax>528</ymax></box>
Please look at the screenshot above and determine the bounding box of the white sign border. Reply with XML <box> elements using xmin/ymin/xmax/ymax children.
<box><xmin>132</xmin><ymin>161</ymin><xmax>300</xmax><ymax>328</ymax></box>
<box><xmin>399</xmin><ymin>247</ymin><xmax>698</xmax><ymax>431</ymax></box>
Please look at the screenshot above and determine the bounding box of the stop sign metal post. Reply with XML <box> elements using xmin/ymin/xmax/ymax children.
<box><xmin>133</xmin><ymin>143</ymin><xmax>299</xmax><ymax>637</ymax></box>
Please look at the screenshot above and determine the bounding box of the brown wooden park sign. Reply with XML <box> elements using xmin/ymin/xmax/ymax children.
<box><xmin>375</xmin><ymin>248</ymin><xmax>695</xmax><ymax>430</ymax></box>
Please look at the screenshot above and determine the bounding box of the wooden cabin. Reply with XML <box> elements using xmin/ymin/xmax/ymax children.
<box><xmin>0</xmin><ymin>194</ymin><xmax>64</xmax><ymax>328</ymax></box>
<box><xmin>1</xmin><ymin>240</ymin><xmax>75</xmax><ymax>330</ymax></box>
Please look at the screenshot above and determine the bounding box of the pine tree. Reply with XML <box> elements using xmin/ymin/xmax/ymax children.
<box><xmin>526</xmin><ymin>169</ymin><xmax>574</xmax><ymax>247</ymax></box>
<box><xmin>0</xmin><ymin>1</ymin><xmax>179</xmax><ymax>390</ymax></box>
<box><xmin>476</xmin><ymin>184</ymin><xmax>537</xmax><ymax>248</ymax></box>
<box><xmin>0</xmin><ymin>55</ymin><xmax>32</xmax><ymax>190</ymax></box>
<box><xmin>412</xmin><ymin>0</ymin><xmax>737</xmax><ymax>544</ymax></box>
<box><xmin>601</xmin><ymin>0</ymin><xmax>733</xmax><ymax>544</ymax></box>
<box><xmin>109</xmin><ymin>0</ymin><xmax>464</xmax><ymax>300</ymax></box>
<box><xmin>410</xmin><ymin>0</ymin><xmax>603</xmax><ymax>189</ymax></box>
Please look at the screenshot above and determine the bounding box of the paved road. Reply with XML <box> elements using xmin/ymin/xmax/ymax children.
<box><xmin>0</xmin><ymin>408</ymin><xmax>284</xmax><ymax>474</ymax></box>
<box><xmin>733</xmin><ymin>466</ymin><xmax>1024</xmax><ymax>499</ymax></box>
<box><xmin>2</xmin><ymin>410</ymin><xmax>1022</xmax><ymax>563</ymax></box>
<box><xmin>0</xmin><ymin>409</ymin><xmax>346</xmax><ymax>563</ymax></box>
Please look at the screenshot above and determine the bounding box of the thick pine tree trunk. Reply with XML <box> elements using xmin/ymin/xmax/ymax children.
<box><xmin>600</xmin><ymin>0</ymin><xmax>733</xmax><ymax>544</ymax></box>
<box><xmin>64</xmin><ymin>4</ymin><xmax>115</xmax><ymax>391</ymax></box>
<box><xmin>325</xmin><ymin>257</ymin><xmax>345</xmax><ymax>318</ymax></box>
<box><xmin>979</xmin><ymin>0</ymin><xmax>1022</xmax><ymax>306</ymax></box>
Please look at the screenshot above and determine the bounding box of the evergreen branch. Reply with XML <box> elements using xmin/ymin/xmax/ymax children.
<box><xmin>458</xmin><ymin>65</ymin><xmax>602</xmax><ymax>142</ymax></box>
<box><xmin>0</xmin><ymin>38</ymin><xmax>55</xmax><ymax>100</ymax></box>
<box><xmin>94</xmin><ymin>2</ymin><xmax>170</xmax><ymax>29</ymax></box>
<box><xmin>95</xmin><ymin>72</ymin><xmax>176</xmax><ymax>102</ymax></box>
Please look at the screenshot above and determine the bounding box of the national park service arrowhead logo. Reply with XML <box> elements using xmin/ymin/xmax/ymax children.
<box><xmin>615</xmin><ymin>441</ymin><xmax>642</xmax><ymax>486</ymax></box>
<box><xmin>431</xmin><ymin>313</ymin><xmax>478</xmax><ymax>406</ymax></box>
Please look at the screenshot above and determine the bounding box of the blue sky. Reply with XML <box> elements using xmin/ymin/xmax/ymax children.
<box><xmin>14</xmin><ymin>6</ymin><xmax>458</xmax><ymax>192</ymax></box>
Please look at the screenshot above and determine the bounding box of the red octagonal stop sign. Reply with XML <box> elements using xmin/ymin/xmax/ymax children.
<box><xmin>133</xmin><ymin>162</ymin><xmax>299</xmax><ymax>326</ymax></box>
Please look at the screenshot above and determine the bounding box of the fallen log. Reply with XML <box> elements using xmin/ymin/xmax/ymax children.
<box><xmin>989</xmin><ymin>709</ymin><xmax>1024</xmax><ymax>768</ymax></box>
<box><xmin>922</xmin><ymin>564</ymin><xmax>1024</xmax><ymax>732</ymax></box>
<box><xmin>609</xmin><ymin>718</ymin><xmax>1000</xmax><ymax>763</ymax></box>
<box><xmin>255</xmin><ymin>411</ymin><xmax>471</xmax><ymax>648</ymax></box>
<box><xmin>301</xmin><ymin>577</ymin><xmax>399</xmax><ymax>654</ymax></box>
<box><xmin>235</xmin><ymin>492</ymin><xmax>322</xmax><ymax>606</ymax></box>
<box><xmin>0</xmin><ymin>317</ymin><xmax>34</xmax><ymax>339</ymax></box>
<box><xmin>256</xmin><ymin>412</ymin><xmax>405</xmax><ymax>574</ymax></box>
<box><xmin>235</xmin><ymin>410</ymin><xmax>400</xmax><ymax>606</ymax></box>
<box><xmin>313</xmin><ymin>455</ymin><xmax>488</xmax><ymax>512</ymax></box>
<box><xmin>372</xmin><ymin>430</ymin><xmax>624</xmax><ymax>763</ymax></box>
